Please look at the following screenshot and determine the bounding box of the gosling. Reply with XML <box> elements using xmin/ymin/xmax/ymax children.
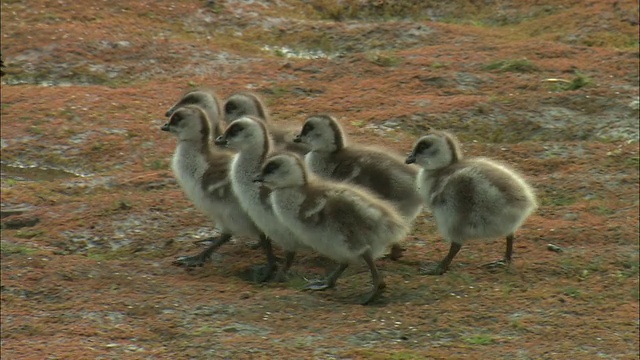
<box><xmin>224</xmin><ymin>91</ymin><xmax>309</xmax><ymax>155</ymax></box>
<box><xmin>254</xmin><ymin>153</ymin><xmax>410</xmax><ymax>305</ymax></box>
<box><xmin>294</xmin><ymin>114</ymin><xmax>422</xmax><ymax>259</ymax></box>
<box><xmin>405</xmin><ymin>130</ymin><xmax>537</xmax><ymax>275</ymax></box>
<box><xmin>214</xmin><ymin>116</ymin><xmax>308</xmax><ymax>280</ymax></box>
<box><xmin>161</xmin><ymin>105</ymin><xmax>277</xmax><ymax>281</ymax></box>
<box><xmin>165</xmin><ymin>88</ymin><xmax>225</xmax><ymax>140</ymax></box>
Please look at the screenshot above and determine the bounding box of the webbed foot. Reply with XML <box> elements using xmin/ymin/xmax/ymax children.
<box><xmin>360</xmin><ymin>281</ymin><xmax>386</xmax><ymax>305</ymax></box>
<box><xmin>418</xmin><ymin>262</ymin><xmax>447</xmax><ymax>275</ymax></box>
<box><xmin>303</xmin><ymin>279</ymin><xmax>332</xmax><ymax>291</ymax></box>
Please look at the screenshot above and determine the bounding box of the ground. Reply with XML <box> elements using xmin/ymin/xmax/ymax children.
<box><xmin>1</xmin><ymin>0</ymin><xmax>639</xmax><ymax>359</ymax></box>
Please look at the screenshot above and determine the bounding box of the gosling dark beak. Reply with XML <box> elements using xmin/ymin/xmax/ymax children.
<box><xmin>253</xmin><ymin>174</ymin><xmax>264</xmax><ymax>183</ymax></box>
<box><xmin>405</xmin><ymin>153</ymin><xmax>416</xmax><ymax>164</ymax></box>
<box><xmin>293</xmin><ymin>134</ymin><xmax>302</xmax><ymax>143</ymax></box>
<box><xmin>161</xmin><ymin>123</ymin><xmax>170</xmax><ymax>132</ymax></box>
<box><xmin>214</xmin><ymin>135</ymin><xmax>228</xmax><ymax>146</ymax></box>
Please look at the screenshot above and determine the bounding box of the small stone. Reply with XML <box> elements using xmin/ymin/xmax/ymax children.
<box><xmin>0</xmin><ymin>207</ymin><xmax>30</xmax><ymax>219</ymax></box>
<box><xmin>1</xmin><ymin>216</ymin><xmax>40</xmax><ymax>229</ymax></box>
<box><xmin>240</xmin><ymin>292</ymin><xmax>251</xmax><ymax>300</ymax></box>
<box><xmin>547</xmin><ymin>244</ymin><xmax>563</xmax><ymax>253</ymax></box>
<box><xmin>563</xmin><ymin>213</ymin><xmax>579</xmax><ymax>221</ymax></box>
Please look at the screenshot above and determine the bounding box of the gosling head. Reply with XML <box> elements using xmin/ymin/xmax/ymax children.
<box><xmin>293</xmin><ymin>114</ymin><xmax>344</xmax><ymax>152</ymax></box>
<box><xmin>224</xmin><ymin>92</ymin><xmax>268</xmax><ymax>123</ymax></box>
<box><xmin>253</xmin><ymin>153</ymin><xmax>307</xmax><ymax>189</ymax></box>
<box><xmin>166</xmin><ymin>90</ymin><xmax>218</xmax><ymax>118</ymax></box>
<box><xmin>214</xmin><ymin>116</ymin><xmax>269</xmax><ymax>151</ymax></box>
<box><xmin>161</xmin><ymin>105</ymin><xmax>210</xmax><ymax>142</ymax></box>
<box><xmin>406</xmin><ymin>131</ymin><xmax>463</xmax><ymax>170</ymax></box>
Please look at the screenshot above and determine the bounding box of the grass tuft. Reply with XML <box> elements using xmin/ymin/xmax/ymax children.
<box><xmin>0</xmin><ymin>241</ymin><xmax>38</xmax><ymax>255</ymax></box>
<box><xmin>464</xmin><ymin>334</ymin><xmax>495</xmax><ymax>345</ymax></box>
<box><xmin>366</xmin><ymin>51</ymin><xmax>402</xmax><ymax>67</ymax></box>
<box><xmin>484</xmin><ymin>59</ymin><xmax>538</xmax><ymax>73</ymax></box>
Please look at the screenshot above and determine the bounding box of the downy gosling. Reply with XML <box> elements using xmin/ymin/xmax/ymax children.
<box><xmin>254</xmin><ymin>153</ymin><xmax>410</xmax><ymax>305</ymax></box>
<box><xmin>294</xmin><ymin>114</ymin><xmax>422</xmax><ymax>260</ymax></box>
<box><xmin>406</xmin><ymin>130</ymin><xmax>537</xmax><ymax>275</ymax></box>
<box><xmin>214</xmin><ymin>116</ymin><xmax>308</xmax><ymax>280</ymax></box>
<box><xmin>161</xmin><ymin>105</ymin><xmax>276</xmax><ymax>281</ymax></box>
<box><xmin>224</xmin><ymin>91</ymin><xmax>309</xmax><ymax>155</ymax></box>
<box><xmin>165</xmin><ymin>88</ymin><xmax>225</xmax><ymax>140</ymax></box>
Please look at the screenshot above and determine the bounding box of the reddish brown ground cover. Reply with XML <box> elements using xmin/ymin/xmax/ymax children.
<box><xmin>1</xmin><ymin>1</ymin><xmax>639</xmax><ymax>358</ymax></box>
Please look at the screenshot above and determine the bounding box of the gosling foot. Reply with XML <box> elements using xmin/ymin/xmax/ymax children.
<box><xmin>303</xmin><ymin>279</ymin><xmax>333</xmax><ymax>291</ymax></box>
<box><xmin>251</xmin><ymin>262</ymin><xmax>277</xmax><ymax>283</ymax></box>
<box><xmin>173</xmin><ymin>253</ymin><xmax>208</xmax><ymax>268</ymax></box>
<box><xmin>387</xmin><ymin>244</ymin><xmax>406</xmax><ymax>261</ymax></box>
<box><xmin>481</xmin><ymin>258</ymin><xmax>510</xmax><ymax>270</ymax></box>
<box><xmin>360</xmin><ymin>281</ymin><xmax>386</xmax><ymax>305</ymax></box>
<box><xmin>418</xmin><ymin>262</ymin><xmax>448</xmax><ymax>275</ymax></box>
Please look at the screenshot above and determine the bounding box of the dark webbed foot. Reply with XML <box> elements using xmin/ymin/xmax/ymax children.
<box><xmin>387</xmin><ymin>244</ymin><xmax>406</xmax><ymax>261</ymax></box>
<box><xmin>303</xmin><ymin>279</ymin><xmax>332</xmax><ymax>291</ymax></box>
<box><xmin>303</xmin><ymin>263</ymin><xmax>348</xmax><ymax>291</ymax></box>
<box><xmin>361</xmin><ymin>281</ymin><xmax>386</xmax><ymax>305</ymax></box>
<box><xmin>271</xmin><ymin>251</ymin><xmax>295</xmax><ymax>283</ymax></box>
<box><xmin>247</xmin><ymin>241</ymin><xmax>263</xmax><ymax>250</ymax></box>
<box><xmin>173</xmin><ymin>253</ymin><xmax>208</xmax><ymax>268</ymax></box>
<box><xmin>173</xmin><ymin>234</ymin><xmax>232</xmax><ymax>268</ymax></box>
<box><xmin>481</xmin><ymin>258</ymin><xmax>510</xmax><ymax>269</ymax></box>
<box><xmin>271</xmin><ymin>268</ymin><xmax>289</xmax><ymax>283</ymax></box>
<box><xmin>418</xmin><ymin>262</ymin><xmax>448</xmax><ymax>275</ymax></box>
<box><xmin>252</xmin><ymin>262</ymin><xmax>278</xmax><ymax>283</ymax></box>
<box><xmin>419</xmin><ymin>242</ymin><xmax>462</xmax><ymax>275</ymax></box>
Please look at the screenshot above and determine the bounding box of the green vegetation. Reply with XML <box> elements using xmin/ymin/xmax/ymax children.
<box><xmin>148</xmin><ymin>159</ymin><xmax>167</xmax><ymax>170</ymax></box>
<box><xmin>563</xmin><ymin>71</ymin><xmax>592</xmax><ymax>90</ymax></box>
<box><xmin>484</xmin><ymin>59</ymin><xmax>538</xmax><ymax>73</ymax></box>
<box><xmin>541</xmin><ymin>192</ymin><xmax>577</xmax><ymax>207</ymax></box>
<box><xmin>14</xmin><ymin>230</ymin><xmax>45</xmax><ymax>239</ymax></box>
<box><xmin>366</xmin><ymin>51</ymin><xmax>402</xmax><ymax>67</ymax></box>
<box><xmin>546</xmin><ymin>71</ymin><xmax>593</xmax><ymax>91</ymax></box>
<box><xmin>0</xmin><ymin>241</ymin><xmax>38</xmax><ymax>255</ymax></box>
<box><xmin>430</xmin><ymin>61</ymin><xmax>449</xmax><ymax>69</ymax></box>
<box><xmin>343</xmin><ymin>349</ymin><xmax>427</xmax><ymax>360</ymax></box>
<box><xmin>464</xmin><ymin>334</ymin><xmax>495</xmax><ymax>345</ymax></box>
<box><xmin>563</xmin><ymin>286</ymin><xmax>582</xmax><ymax>299</ymax></box>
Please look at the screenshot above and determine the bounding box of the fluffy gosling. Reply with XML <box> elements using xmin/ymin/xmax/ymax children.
<box><xmin>214</xmin><ymin>116</ymin><xmax>308</xmax><ymax>280</ymax></box>
<box><xmin>406</xmin><ymin>130</ymin><xmax>537</xmax><ymax>275</ymax></box>
<box><xmin>224</xmin><ymin>91</ymin><xmax>309</xmax><ymax>155</ymax></box>
<box><xmin>161</xmin><ymin>105</ymin><xmax>276</xmax><ymax>281</ymax></box>
<box><xmin>254</xmin><ymin>153</ymin><xmax>410</xmax><ymax>305</ymax></box>
<box><xmin>294</xmin><ymin>114</ymin><xmax>422</xmax><ymax>260</ymax></box>
<box><xmin>165</xmin><ymin>88</ymin><xmax>225</xmax><ymax>140</ymax></box>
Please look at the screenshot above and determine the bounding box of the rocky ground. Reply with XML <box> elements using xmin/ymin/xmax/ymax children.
<box><xmin>1</xmin><ymin>0</ymin><xmax>639</xmax><ymax>359</ymax></box>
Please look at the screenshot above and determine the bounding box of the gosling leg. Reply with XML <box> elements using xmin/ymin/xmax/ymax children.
<box><xmin>483</xmin><ymin>233</ymin><xmax>515</xmax><ymax>269</ymax></box>
<box><xmin>253</xmin><ymin>234</ymin><xmax>278</xmax><ymax>283</ymax></box>
<box><xmin>420</xmin><ymin>242</ymin><xmax>462</xmax><ymax>275</ymax></box>
<box><xmin>387</xmin><ymin>244</ymin><xmax>406</xmax><ymax>261</ymax></box>
<box><xmin>361</xmin><ymin>249</ymin><xmax>386</xmax><ymax>305</ymax></box>
<box><xmin>272</xmin><ymin>251</ymin><xmax>296</xmax><ymax>282</ymax></box>
<box><xmin>304</xmin><ymin>263</ymin><xmax>349</xmax><ymax>291</ymax></box>
<box><xmin>173</xmin><ymin>233</ymin><xmax>232</xmax><ymax>268</ymax></box>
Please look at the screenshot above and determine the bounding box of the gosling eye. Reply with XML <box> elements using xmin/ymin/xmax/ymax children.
<box><xmin>263</xmin><ymin>161</ymin><xmax>281</xmax><ymax>175</ymax></box>
<box><xmin>227</xmin><ymin>124</ymin><xmax>244</xmax><ymax>137</ymax></box>
<box><xmin>418</xmin><ymin>140</ymin><xmax>432</xmax><ymax>153</ymax></box>
<box><xmin>225</xmin><ymin>102</ymin><xmax>238</xmax><ymax>113</ymax></box>
<box><xmin>301</xmin><ymin>123</ymin><xmax>314</xmax><ymax>136</ymax></box>
<box><xmin>170</xmin><ymin>113</ymin><xmax>183</xmax><ymax>126</ymax></box>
